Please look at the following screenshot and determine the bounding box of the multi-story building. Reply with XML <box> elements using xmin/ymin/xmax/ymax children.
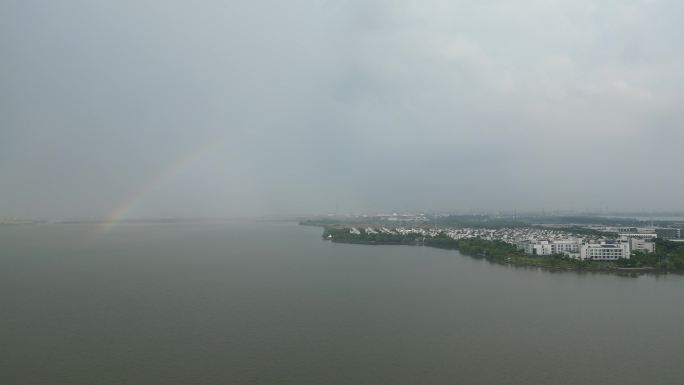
<box><xmin>550</xmin><ymin>240</ymin><xmax>581</xmax><ymax>254</ymax></box>
<box><xmin>580</xmin><ymin>242</ymin><xmax>630</xmax><ymax>260</ymax></box>
<box><xmin>618</xmin><ymin>233</ymin><xmax>657</xmax><ymax>239</ymax></box>
<box><xmin>519</xmin><ymin>239</ymin><xmax>581</xmax><ymax>256</ymax></box>
<box><xmin>655</xmin><ymin>228</ymin><xmax>681</xmax><ymax>240</ymax></box>
<box><xmin>625</xmin><ymin>237</ymin><xmax>655</xmax><ymax>253</ymax></box>
<box><xmin>617</xmin><ymin>227</ymin><xmax>638</xmax><ymax>233</ymax></box>
<box><xmin>522</xmin><ymin>240</ymin><xmax>553</xmax><ymax>256</ymax></box>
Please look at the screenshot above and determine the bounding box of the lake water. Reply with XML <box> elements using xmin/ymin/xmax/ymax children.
<box><xmin>1</xmin><ymin>221</ymin><xmax>683</xmax><ymax>385</ymax></box>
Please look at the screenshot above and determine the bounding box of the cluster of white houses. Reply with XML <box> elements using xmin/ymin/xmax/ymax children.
<box><xmin>516</xmin><ymin>234</ymin><xmax>657</xmax><ymax>261</ymax></box>
<box><xmin>439</xmin><ymin>226</ymin><xmax>662</xmax><ymax>261</ymax></box>
<box><xmin>347</xmin><ymin>224</ymin><xmax>682</xmax><ymax>261</ymax></box>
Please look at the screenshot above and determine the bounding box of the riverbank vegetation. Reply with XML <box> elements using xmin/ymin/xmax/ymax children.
<box><xmin>616</xmin><ymin>239</ymin><xmax>684</xmax><ymax>270</ymax></box>
<box><xmin>321</xmin><ymin>227</ymin><xmax>684</xmax><ymax>273</ymax></box>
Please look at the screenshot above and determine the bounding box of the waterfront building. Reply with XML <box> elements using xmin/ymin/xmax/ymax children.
<box><xmin>519</xmin><ymin>239</ymin><xmax>581</xmax><ymax>256</ymax></box>
<box><xmin>550</xmin><ymin>240</ymin><xmax>582</xmax><ymax>254</ymax></box>
<box><xmin>524</xmin><ymin>241</ymin><xmax>553</xmax><ymax>256</ymax></box>
<box><xmin>580</xmin><ymin>242</ymin><xmax>630</xmax><ymax>261</ymax></box>
<box><xmin>625</xmin><ymin>237</ymin><xmax>655</xmax><ymax>253</ymax></box>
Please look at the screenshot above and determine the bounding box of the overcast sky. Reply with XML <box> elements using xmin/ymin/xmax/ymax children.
<box><xmin>1</xmin><ymin>0</ymin><xmax>683</xmax><ymax>219</ymax></box>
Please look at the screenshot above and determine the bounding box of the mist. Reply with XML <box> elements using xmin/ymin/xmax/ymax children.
<box><xmin>2</xmin><ymin>0</ymin><xmax>683</xmax><ymax>219</ymax></box>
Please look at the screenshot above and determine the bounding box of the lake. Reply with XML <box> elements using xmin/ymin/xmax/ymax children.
<box><xmin>1</xmin><ymin>221</ymin><xmax>683</xmax><ymax>384</ymax></box>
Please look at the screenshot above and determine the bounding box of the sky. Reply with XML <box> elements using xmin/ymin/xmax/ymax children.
<box><xmin>1</xmin><ymin>0</ymin><xmax>683</xmax><ymax>219</ymax></box>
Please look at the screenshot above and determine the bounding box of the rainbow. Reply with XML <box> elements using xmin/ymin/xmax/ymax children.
<box><xmin>97</xmin><ymin>140</ymin><xmax>224</xmax><ymax>233</ymax></box>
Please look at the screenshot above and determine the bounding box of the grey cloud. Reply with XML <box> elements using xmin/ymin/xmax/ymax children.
<box><xmin>1</xmin><ymin>0</ymin><xmax>682</xmax><ymax>219</ymax></box>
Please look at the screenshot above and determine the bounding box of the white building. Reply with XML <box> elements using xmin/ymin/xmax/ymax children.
<box><xmin>520</xmin><ymin>239</ymin><xmax>581</xmax><ymax>256</ymax></box>
<box><xmin>618</xmin><ymin>233</ymin><xmax>657</xmax><ymax>239</ymax></box>
<box><xmin>623</xmin><ymin>237</ymin><xmax>655</xmax><ymax>253</ymax></box>
<box><xmin>526</xmin><ymin>241</ymin><xmax>553</xmax><ymax>256</ymax></box>
<box><xmin>550</xmin><ymin>240</ymin><xmax>581</xmax><ymax>254</ymax></box>
<box><xmin>580</xmin><ymin>242</ymin><xmax>630</xmax><ymax>261</ymax></box>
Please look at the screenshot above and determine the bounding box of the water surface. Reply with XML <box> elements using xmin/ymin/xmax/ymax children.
<box><xmin>1</xmin><ymin>221</ymin><xmax>683</xmax><ymax>384</ymax></box>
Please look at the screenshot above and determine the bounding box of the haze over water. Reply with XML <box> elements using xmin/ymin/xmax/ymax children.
<box><xmin>2</xmin><ymin>221</ymin><xmax>683</xmax><ymax>385</ymax></box>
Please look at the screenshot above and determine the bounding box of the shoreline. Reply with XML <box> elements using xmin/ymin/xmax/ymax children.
<box><xmin>327</xmin><ymin>237</ymin><xmax>663</xmax><ymax>275</ymax></box>
<box><xmin>315</xmin><ymin>226</ymin><xmax>681</xmax><ymax>276</ymax></box>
